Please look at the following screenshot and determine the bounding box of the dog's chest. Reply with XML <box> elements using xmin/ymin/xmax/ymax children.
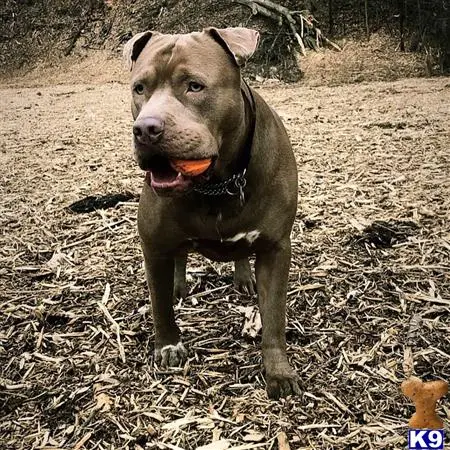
<box><xmin>186</xmin><ymin>230</ymin><xmax>261</xmax><ymax>262</ymax></box>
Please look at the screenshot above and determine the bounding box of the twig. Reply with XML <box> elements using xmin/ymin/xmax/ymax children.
<box><xmin>98</xmin><ymin>284</ymin><xmax>126</xmax><ymax>363</ymax></box>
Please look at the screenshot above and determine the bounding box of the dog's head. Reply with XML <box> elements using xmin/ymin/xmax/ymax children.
<box><xmin>124</xmin><ymin>27</ymin><xmax>259</xmax><ymax>195</ymax></box>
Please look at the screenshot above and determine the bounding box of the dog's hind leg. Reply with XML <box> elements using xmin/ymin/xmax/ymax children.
<box><xmin>234</xmin><ymin>258</ymin><xmax>256</xmax><ymax>296</ymax></box>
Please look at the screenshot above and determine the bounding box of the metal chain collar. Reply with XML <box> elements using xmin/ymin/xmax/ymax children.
<box><xmin>192</xmin><ymin>169</ymin><xmax>247</xmax><ymax>205</ymax></box>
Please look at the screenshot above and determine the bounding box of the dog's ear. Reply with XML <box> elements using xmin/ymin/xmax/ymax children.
<box><xmin>206</xmin><ymin>27</ymin><xmax>260</xmax><ymax>67</ymax></box>
<box><xmin>123</xmin><ymin>31</ymin><xmax>155</xmax><ymax>71</ymax></box>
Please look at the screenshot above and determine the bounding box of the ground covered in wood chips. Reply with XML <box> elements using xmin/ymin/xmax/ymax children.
<box><xmin>1</xmin><ymin>76</ymin><xmax>449</xmax><ymax>449</ymax></box>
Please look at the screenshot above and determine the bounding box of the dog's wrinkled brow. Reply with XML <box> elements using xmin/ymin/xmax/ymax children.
<box><xmin>173</xmin><ymin>69</ymin><xmax>208</xmax><ymax>84</ymax></box>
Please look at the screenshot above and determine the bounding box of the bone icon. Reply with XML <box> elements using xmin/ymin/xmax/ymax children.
<box><xmin>401</xmin><ymin>376</ymin><xmax>448</xmax><ymax>429</ymax></box>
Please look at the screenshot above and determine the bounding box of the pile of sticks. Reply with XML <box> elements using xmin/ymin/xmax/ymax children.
<box><xmin>233</xmin><ymin>0</ymin><xmax>341</xmax><ymax>56</ymax></box>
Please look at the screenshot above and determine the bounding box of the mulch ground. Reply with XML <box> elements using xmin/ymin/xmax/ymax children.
<box><xmin>1</xmin><ymin>76</ymin><xmax>449</xmax><ymax>449</ymax></box>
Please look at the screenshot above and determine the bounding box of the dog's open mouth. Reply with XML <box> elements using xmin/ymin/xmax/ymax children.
<box><xmin>143</xmin><ymin>155</ymin><xmax>212</xmax><ymax>194</ymax></box>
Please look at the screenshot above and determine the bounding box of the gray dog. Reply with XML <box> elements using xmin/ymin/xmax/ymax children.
<box><xmin>124</xmin><ymin>27</ymin><xmax>299</xmax><ymax>398</ymax></box>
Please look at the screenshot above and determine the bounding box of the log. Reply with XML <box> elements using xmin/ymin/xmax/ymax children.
<box><xmin>233</xmin><ymin>0</ymin><xmax>281</xmax><ymax>23</ymax></box>
<box><xmin>253</xmin><ymin>0</ymin><xmax>295</xmax><ymax>21</ymax></box>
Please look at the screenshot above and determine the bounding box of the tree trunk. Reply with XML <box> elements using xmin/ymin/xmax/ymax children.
<box><xmin>328</xmin><ymin>0</ymin><xmax>334</xmax><ymax>35</ymax></box>
<box><xmin>364</xmin><ymin>0</ymin><xmax>370</xmax><ymax>40</ymax></box>
<box><xmin>417</xmin><ymin>0</ymin><xmax>422</xmax><ymax>34</ymax></box>
<box><xmin>398</xmin><ymin>0</ymin><xmax>405</xmax><ymax>51</ymax></box>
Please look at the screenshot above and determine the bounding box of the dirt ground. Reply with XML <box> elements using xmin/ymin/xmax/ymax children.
<box><xmin>1</xmin><ymin>73</ymin><xmax>449</xmax><ymax>450</ymax></box>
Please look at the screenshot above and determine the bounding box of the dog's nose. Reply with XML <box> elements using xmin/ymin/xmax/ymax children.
<box><xmin>133</xmin><ymin>117</ymin><xmax>165</xmax><ymax>144</ymax></box>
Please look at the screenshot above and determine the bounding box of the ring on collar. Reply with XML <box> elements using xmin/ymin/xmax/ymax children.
<box><xmin>226</xmin><ymin>171</ymin><xmax>247</xmax><ymax>196</ymax></box>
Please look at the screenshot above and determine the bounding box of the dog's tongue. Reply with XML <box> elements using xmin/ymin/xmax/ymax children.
<box><xmin>143</xmin><ymin>156</ymin><xmax>209</xmax><ymax>194</ymax></box>
<box><xmin>145</xmin><ymin>170</ymin><xmax>192</xmax><ymax>192</ymax></box>
<box><xmin>149</xmin><ymin>167</ymin><xmax>178</xmax><ymax>184</ymax></box>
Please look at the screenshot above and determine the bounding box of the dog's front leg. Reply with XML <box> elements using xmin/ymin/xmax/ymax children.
<box><xmin>144</xmin><ymin>252</ymin><xmax>188</xmax><ymax>367</ymax></box>
<box><xmin>255</xmin><ymin>239</ymin><xmax>300</xmax><ymax>399</ymax></box>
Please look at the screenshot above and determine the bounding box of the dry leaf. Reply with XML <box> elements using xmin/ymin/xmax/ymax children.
<box><xmin>243</xmin><ymin>432</ymin><xmax>265</xmax><ymax>442</ymax></box>
<box><xmin>403</xmin><ymin>346</ymin><xmax>414</xmax><ymax>377</ymax></box>
<box><xmin>95</xmin><ymin>392</ymin><xmax>112</xmax><ymax>412</ymax></box>
<box><xmin>196</xmin><ymin>439</ymin><xmax>230</xmax><ymax>450</ymax></box>
<box><xmin>238</xmin><ymin>306</ymin><xmax>262</xmax><ymax>338</ymax></box>
<box><xmin>46</xmin><ymin>251</ymin><xmax>72</xmax><ymax>271</ymax></box>
<box><xmin>277</xmin><ymin>432</ymin><xmax>290</xmax><ymax>450</ymax></box>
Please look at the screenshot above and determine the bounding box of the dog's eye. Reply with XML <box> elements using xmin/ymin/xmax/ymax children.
<box><xmin>188</xmin><ymin>81</ymin><xmax>204</xmax><ymax>93</ymax></box>
<box><xmin>134</xmin><ymin>83</ymin><xmax>145</xmax><ymax>95</ymax></box>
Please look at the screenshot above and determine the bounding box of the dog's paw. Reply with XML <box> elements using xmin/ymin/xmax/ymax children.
<box><xmin>233</xmin><ymin>273</ymin><xmax>256</xmax><ymax>296</ymax></box>
<box><xmin>266</xmin><ymin>370</ymin><xmax>301</xmax><ymax>399</ymax></box>
<box><xmin>155</xmin><ymin>342</ymin><xmax>188</xmax><ymax>367</ymax></box>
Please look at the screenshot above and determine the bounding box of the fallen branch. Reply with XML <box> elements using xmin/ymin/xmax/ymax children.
<box><xmin>234</xmin><ymin>0</ymin><xmax>280</xmax><ymax>23</ymax></box>
<box><xmin>253</xmin><ymin>0</ymin><xmax>294</xmax><ymax>20</ymax></box>
<box><xmin>322</xmin><ymin>35</ymin><xmax>343</xmax><ymax>52</ymax></box>
<box><xmin>289</xmin><ymin>22</ymin><xmax>306</xmax><ymax>56</ymax></box>
<box><xmin>233</xmin><ymin>0</ymin><xmax>342</xmax><ymax>57</ymax></box>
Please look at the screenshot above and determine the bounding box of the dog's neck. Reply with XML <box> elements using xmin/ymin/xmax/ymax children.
<box><xmin>234</xmin><ymin>79</ymin><xmax>256</xmax><ymax>174</ymax></box>
<box><xmin>192</xmin><ymin>79</ymin><xmax>256</xmax><ymax>202</ymax></box>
